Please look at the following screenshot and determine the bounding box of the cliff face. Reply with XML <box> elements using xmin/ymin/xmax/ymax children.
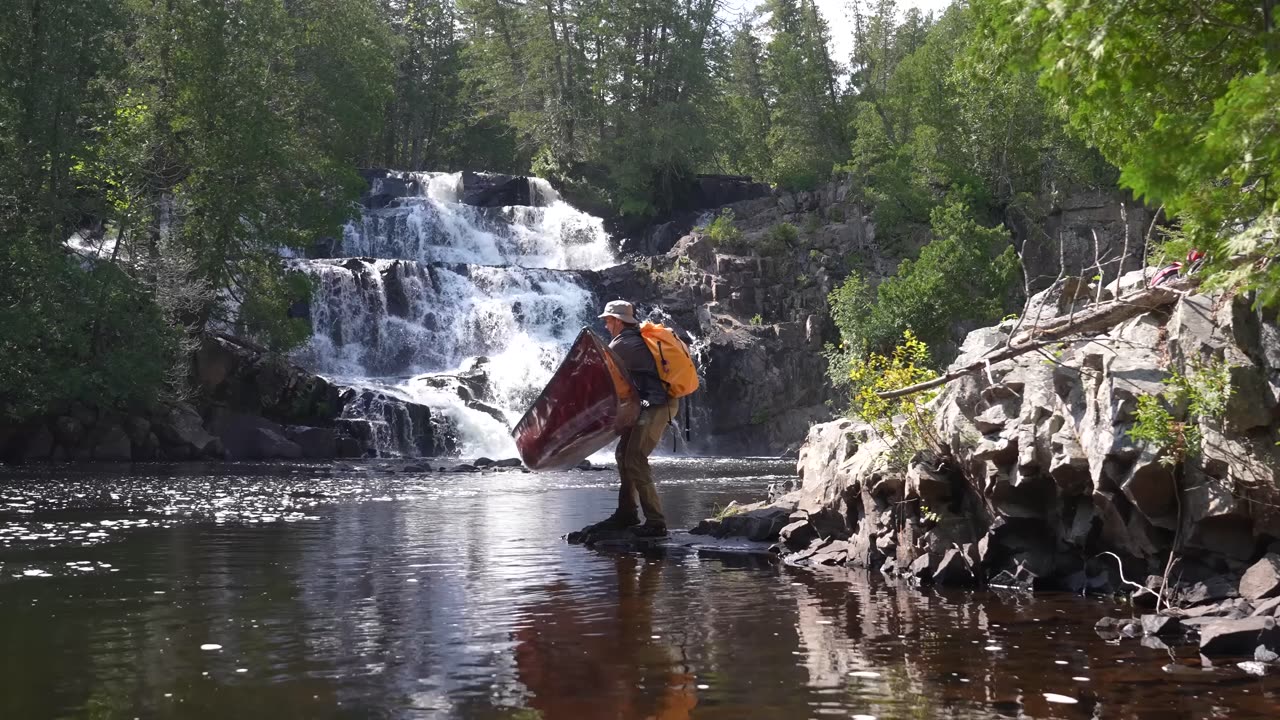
<box><xmin>782</xmin><ymin>276</ymin><xmax>1280</xmax><ymax>595</ymax></box>
<box><xmin>612</xmin><ymin>177</ymin><xmax>1151</xmax><ymax>455</ymax></box>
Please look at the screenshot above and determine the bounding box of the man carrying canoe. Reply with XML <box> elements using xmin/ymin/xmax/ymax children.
<box><xmin>591</xmin><ymin>300</ymin><xmax>680</xmax><ymax>538</ymax></box>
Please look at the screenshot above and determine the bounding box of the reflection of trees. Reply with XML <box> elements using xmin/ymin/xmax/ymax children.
<box><xmin>513</xmin><ymin>554</ymin><xmax>697</xmax><ymax>720</ymax></box>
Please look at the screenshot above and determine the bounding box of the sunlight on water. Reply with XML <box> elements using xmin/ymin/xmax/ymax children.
<box><xmin>1</xmin><ymin>459</ymin><xmax>1278</xmax><ymax>719</ymax></box>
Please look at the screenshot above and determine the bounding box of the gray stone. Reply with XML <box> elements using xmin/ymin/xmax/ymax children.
<box><xmin>153</xmin><ymin>403</ymin><xmax>218</xmax><ymax>455</ymax></box>
<box><xmin>932</xmin><ymin>548</ymin><xmax>974</xmax><ymax>586</ymax></box>
<box><xmin>1141</xmin><ymin>636</ymin><xmax>1171</xmax><ymax>651</ymax></box>
<box><xmin>1240</xmin><ymin>554</ymin><xmax>1280</xmax><ymax>602</ymax></box>
<box><xmin>1142</xmin><ymin>614</ymin><xmax>1181</xmax><ymax>637</ymax></box>
<box><xmin>92</xmin><ymin>425</ymin><xmax>133</xmax><ymax>461</ymax></box>
<box><xmin>1199</xmin><ymin>617</ymin><xmax>1280</xmax><ymax>657</ymax></box>
<box><xmin>285</xmin><ymin>426</ymin><xmax>336</xmax><ymax>459</ymax></box>
<box><xmin>53</xmin><ymin>416</ymin><xmax>85</xmax><ymax>449</ymax></box>
<box><xmin>251</xmin><ymin>427</ymin><xmax>302</xmax><ymax>459</ymax></box>
<box><xmin>1257</xmin><ymin>645</ymin><xmax>1280</xmax><ymax>664</ymax></box>
<box><xmin>1251</xmin><ymin>597</ymin><xmax>1280</xmax><ymax>617</ymax></box>
<box><xmin>779</xmin><ymin>520</ymin><xmax>818</xmax><ymax>551</ymax></box>
<box><xmin>21</xmin><ymin>425</ymin><xmax>54</xmax><ymax>461</ymax></box>
<box><xmin>909</xmin><ymin>552</ymin><xmax>934</xmax><ymax>581</ymax></box>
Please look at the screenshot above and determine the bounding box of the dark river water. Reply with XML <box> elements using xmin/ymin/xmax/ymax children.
<box><xmin>1</xmin><ymin>458</ymin><xmax>1277</xmax><ymax>719</ymax></box>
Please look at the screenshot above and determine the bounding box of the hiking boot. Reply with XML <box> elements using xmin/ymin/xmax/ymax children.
<box><xmin>631</xmin><ymin>523</ymin><xmax>668</xmax><ymax>538</ymax></box>
<box><xmin>584</xmin><ymin>513</ymin><xmax>640</xmax><ymax>533</ymax></box>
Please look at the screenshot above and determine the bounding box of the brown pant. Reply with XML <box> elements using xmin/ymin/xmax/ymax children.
<box><xmin>615</xmin><ymin>397</ymin><xmax>679</xmax><ymax>526</ymax></box>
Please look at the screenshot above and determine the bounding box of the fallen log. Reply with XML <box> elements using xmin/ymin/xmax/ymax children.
<box><xmin>876</xmin><ymin>281</ymin><xmax>1191</xmax><ymax>401</ymax></box>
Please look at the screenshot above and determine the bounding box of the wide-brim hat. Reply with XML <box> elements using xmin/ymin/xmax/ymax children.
<box><xmin>598</xmin><ymin>300</ymin><xmax>638</xmax><ymax>324</ymax></box>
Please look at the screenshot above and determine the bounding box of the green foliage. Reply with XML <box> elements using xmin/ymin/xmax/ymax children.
<box><xmin>1129</xmin><ymin>358</ymin><xmax>1233</xmax><ymax>466</ymax></box>
<box><xmin>974</xmin><ymin>0</ymin><xmax>1280</xmax><ymax>306</ymax></box>
<box><xmin>750</xmin><ymin>313</ymin><xmax>764</xmax><ymax>326</ymax></box>
<box><xmin>758</xmin><ymin>222</ymin><xmax>798</xmax><ymax>255</ymax></box>
<box><xmin>846</xmin><ymin>330</ymin><xmax>941</xmax><ymax>469</ymax></box>
<box><xmin>706</xmin><ymin>209</ymin><xmax>743</xmax><ymax>249</ymax></box>
<box><xmin>0</xmin><ymin>237</ymin><xmax>179</xmax><ymax>420</ymax></box>
<box><xmin>828</xmin><ymin>200</ymin><xmax>1019</xmax><ymax>367</ymax></box>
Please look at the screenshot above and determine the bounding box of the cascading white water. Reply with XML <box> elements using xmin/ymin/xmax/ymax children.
<box><xmin>293</xmin><ymin>172</ymin><xmax>617</xmax><ymax>458</ymax></box>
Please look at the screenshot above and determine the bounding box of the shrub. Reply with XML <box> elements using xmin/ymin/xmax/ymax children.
<box><xmin>706</xmin><ymin>209</ymin><xmax>743</xmax><ymax>249</ymax></box>
<box><xmin>827</xmin><ymin>200</ymin><xmax>1019</xmax><ymax>369</ymax></box>
<box><xmin>1129</xmin><ymin>358</ymin><xmax>1232</xmax><ymax>466</ymax></box>
<box><xmin>750</xmin><ymin>313</ymin><xmax>764</xmax><ymax>326</ymax></box>
<box><xmin>846</xmin><ymin>330</ymin><xmax>941</xmax><ymax>470</ymax></box>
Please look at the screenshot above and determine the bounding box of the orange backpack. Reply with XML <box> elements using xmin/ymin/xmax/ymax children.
<box><xmin>638</xmin><ymin>321</ymin><xmax>700</xmax><ymax>398</ymax></box>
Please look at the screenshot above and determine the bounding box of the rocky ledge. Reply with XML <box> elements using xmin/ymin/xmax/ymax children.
<box><xmin>693</xmin><ymin>275</ymin><xmax>1280</xmax><ymax>658</ymax></box>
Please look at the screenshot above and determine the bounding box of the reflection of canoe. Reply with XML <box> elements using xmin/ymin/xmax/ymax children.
<box><xmin>512</xmin><ymin>327</ymin><xmax>640</xmax><ymax>471</ymax></box>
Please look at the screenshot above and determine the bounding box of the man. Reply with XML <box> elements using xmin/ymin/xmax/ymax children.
<box><xmin>592</xmin><ymin>300</ymin><xmax>678</xmax><ymax>537</ymax></box>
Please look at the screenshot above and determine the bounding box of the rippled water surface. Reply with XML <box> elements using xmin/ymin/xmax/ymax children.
<box><xmin>1</xmin><ymin>458</ymin><xmax>1277</xmax><ymax>719</ymax></box>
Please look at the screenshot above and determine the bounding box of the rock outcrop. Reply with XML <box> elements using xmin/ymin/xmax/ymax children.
<box><xmin>771</xmin><ymin>279</ymin><xmax>1280</xmax><ymax>602</ymax></box>
<box><xmin>606</xmin><ymin>175</ymin><xmax>1151</xmax><ymax>455</ymax></box>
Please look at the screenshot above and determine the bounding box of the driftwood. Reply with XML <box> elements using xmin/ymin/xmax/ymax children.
<box><xmin>876</xmin><ymin>281</ymin><xmax>1191</xmax><ymax>401</ymax></box>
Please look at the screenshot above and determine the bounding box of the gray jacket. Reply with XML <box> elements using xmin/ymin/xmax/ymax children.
<box><xmin>609</xmin><ymin>326</ymin><xmax>669</xmax><ymax>407</ymax></box>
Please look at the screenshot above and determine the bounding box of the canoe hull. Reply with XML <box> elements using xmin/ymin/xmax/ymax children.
<box><xmin>512</xmin><ymin>328</ymin><xmax>640</xmax><ymax>471</ymax></box>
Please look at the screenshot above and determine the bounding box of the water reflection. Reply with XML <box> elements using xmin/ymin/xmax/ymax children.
<box><xmin>0</xmin><ymin>459</ymin><xmax>1276</xmax><ymax>719</ymax></box>
<box><xmin>515</xmin><ymin>555</ymin><xmax>698</xmax><ymax>719</ymax></box>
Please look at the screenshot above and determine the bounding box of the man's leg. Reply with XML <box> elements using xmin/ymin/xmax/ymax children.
<box><xmin>623</xmin><ymin>398</ymin><xmax>679</xmax><ymax>530</ymax></box>
<box><xmin>612</xmin><ymin>430</ymin><xmax>640</xmax><ymax>523</ymax></box>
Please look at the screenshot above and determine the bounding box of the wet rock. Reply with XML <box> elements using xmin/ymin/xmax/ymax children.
<box><xmin>1142</xmin><ymin>636</ymin><xmax>1171</xmax><ymax>651</ymax></box>
<box><xmin>493</xmin><ymin>458</ymin><xmax>523</xmax><ymax>468</ymax></box>
<box><xmin>933</xmin><ymin>548</ymin><xmax>975</xmax><ymax>585</ymax></box>
<box><xmin>53</xmin><ymin>416</ymin><xmax>85</xmax><ymax>449</ymax></box>
<box><xmin>575</xmin><ymin>459</ymin><xmax>593</xmax><ymax>471</ymax></box>
<box><xmin>1199</xmin><ymin>617</ymin><xmax>1280</xmax><ymax>657</ymax></box>
<box><xmin>909</xmin><ymin>552</ymin><xmax>935</xmax><ymax>581</ymax></box>
<box><xmin>779</xmin><ymin>519</ymin><xmax>818</xmax><ymax>551</ymax></box>
<box><xmin>1251</xmin><ymin>597</ymin><xmax>1280</xmax><ymax>617</ymax></box>
<box><xmin>1142</xmin><ymin>614</ymin><xmax>1181</xmax><ymax>637</ymax></box>
<box><xmin>153</xmin><ymin>403</ymin><xmax>220</xmax><ymax>457</ymax></box>
<box><xmin>123</xmin><ymin>417</ymin><xmax>151</xmax><ymax>447</ymax></box>
<box><xmin>451</xmin><ymin>464</ymin><xmax>478</xmax><ymax>473</ymax></box>
<box><xmin>1181</xmin><ymin>576</ymin><xmax>1240</xmax><ymax>606</ymax></box>
<box><xmin>251</xmin><ymin>427</ymin><xmax>302</xmax><ymax>460</ymax></box>
<box><xmin>474</xmin><ymin>457</ymin><xmax>495</xmax><ymax>468</ymax></box>
<box><xmin>92</xmin><ymin>424</ymin><xmax>133</xmax><ymax>462</ymax></box>
<box><xmin>1239</xmin><ymin>554</ymin><xmax>1280</xmax><ymax>601</ymax></box>
<box><xmin>1257</xmin><ymin>645</ymin><xmax>1280</xmax><ymax>664</ymax></box>
<box><xmin>812</xmin><ymin>539</ymin><xmax>850</xmax><ymax>565</ymax></box>
<box><xmin>1237</xmin><ymin>661</ymin><xmax>1271</xmax><ymax>676</ymax></box>
<box><xmin>334</xmin><ymin>435</ymin><xmax>363</xmax><ymax>458</ymax></box>
<box><xmin>701</xmin><ymin>504</ymin><xmax>788</xmax><ymax>538</ymax></box>
<box><xmin>285</xmin><ymin>426</ymin><xmax>336</xmax><ymax>458</ymax></box>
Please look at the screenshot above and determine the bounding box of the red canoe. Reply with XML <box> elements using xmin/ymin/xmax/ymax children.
<box><xmin>512</xmin><ymin>327</ymin><xmax>641</xmax><ymax>471</ymax></box>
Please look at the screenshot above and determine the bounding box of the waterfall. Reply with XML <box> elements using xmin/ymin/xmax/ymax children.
<box><xmin>292</xmin><ymin>171</ymin><xmax>617</xmax><ymax>458</ymax></box>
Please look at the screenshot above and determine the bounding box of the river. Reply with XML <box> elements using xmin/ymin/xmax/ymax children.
<box><xmin>1</xmin><ymin>458</ymin><xmax>1277</xmax><ymax>719</ymax></box>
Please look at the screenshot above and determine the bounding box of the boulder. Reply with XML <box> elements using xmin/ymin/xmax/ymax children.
<box><xmin>251</xmin><ymin>427</ymin><xmax>302</xmax><ymax>460</ymax></box>
<box><xmin>1240</xmin><ymin>554</ymin><xmax>1280</xmax><ymax>602</ymax></box>
<box><xmin>1199</xmin><ymin>617</ymin><xmax>1280</xmax><ymax>657</ymax></box>
<box><xmin>1141</xmin><ymin>614</ymin><xmax>1180</xmax><ymax>637</ymax></box>
<box><xmin>779</xmin><ymin>519</ymin><xmax>818</xmax><ymax>551</ymax></box>
<box><xmin>53</xmin><ymin>416</ymin><xmax>85</xmax><ymax>449</ymax></box>
<box><xmin>933</xmin><ymin>548</ymin><xmax>975</xmax><ymax>585</ymax></box>
<box><xmin>458</xmin><ymin>171</ymin><xmax>534</xmax><ymax>207</ymax></box>
<box><xmin>285</xmin><ymin>426</ymin><xmax>336</xmax><ymax>459</ymax></box>
<box><xmin>153</xmin><ymin>404</ymin><xmax>219</xmax><ymax>456</ymax></box>
<box><xmin>92</xmin><ymin>425</ymin><xmax>133</xmax><ymax>462</ymax></box>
